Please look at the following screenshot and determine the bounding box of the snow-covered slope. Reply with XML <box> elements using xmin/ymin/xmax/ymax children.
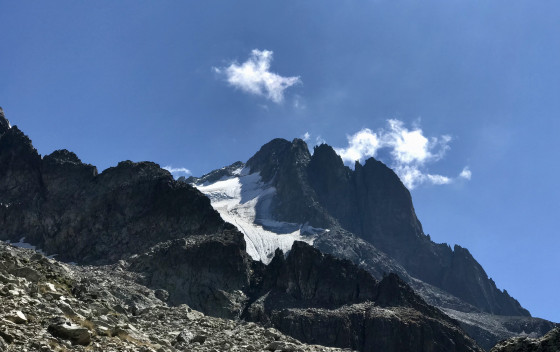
<box><xmin>193</xmin><ymin>167</ymin><xmax>325</xmax><ymax>263</ymax></box>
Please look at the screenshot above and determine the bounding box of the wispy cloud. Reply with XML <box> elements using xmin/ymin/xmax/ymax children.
<box><xmin>293</xmin><ymin>94</ymin><xmax>306</xmax><ymax>109</ymax></box>
<box><xmin>334</xmin><ymin>120</ymin><xmax>469</xmax><ymax>189</ymax></box>
<box><xmin>302</xmin><ymin>132</ymin><xmax>311</xmax><ymax>141</ymax></box>
<box><xmin>214</xmin><ymin>49</ymin><xmax>301</xmax><ymax>103</ymax></box>
<box><xmin>163</xmin><ymin>166</ymin><xmax>191</xmax><ymax>178</ymax></box>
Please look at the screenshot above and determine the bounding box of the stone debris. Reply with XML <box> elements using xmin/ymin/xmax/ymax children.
<box><xmin>0</xmin><ymin>241</ymin><xmax>349</xmax><ymax>352</ymax></box>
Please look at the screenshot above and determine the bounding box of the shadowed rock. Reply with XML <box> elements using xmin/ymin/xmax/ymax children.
<box><xmin>0</xmin><ymin>119</ymin><xmax>227</xmax><ymax>264</ymax></box>
<box><xmin>244</xmin><ymin>241</ymin><xmax>483</xmax><ymax>352</ymax></box>
<box><xmin>490</xmin><ymin>327</ymin><xmax>560</xmax><ymax>352</ymax></box>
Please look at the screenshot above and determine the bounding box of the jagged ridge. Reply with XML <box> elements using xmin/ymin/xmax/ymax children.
<box><xmin>0</xmin><ymin>115</ymin><xmax>227</xmax><ymax>264</ymax></box>
<box><xmin>245</xmin><ymin>138</ymin><xmax>529</xmax><ymax>318</ymax></box>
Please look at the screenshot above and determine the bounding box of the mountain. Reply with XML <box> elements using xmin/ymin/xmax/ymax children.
<box><xmin>0</xmin><ymin>109</ymin><xmax>488</xmax><ymax>351</ymax></box>
<box><xmin>243</xmin><ymin>138</ymin><xmax>526</xmax><ymax>316</ymax></box>
<box><xmin>187</xmin><ymin>137</ymin><xmax>557</xmax><ymax>350</ymax></box>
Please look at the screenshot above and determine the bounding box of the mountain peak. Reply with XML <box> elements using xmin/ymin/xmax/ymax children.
<box><xmin>311</xmin><ymin>143</ymin><xmax>346</xmax><ymax>170</ymax></box>
<box><xmin>246</xmin><ymin>138</ymin><xmax>311</xmax><ymax>183</ymax></box>
<box><xmin>291</xmin><ymin>137</ymin><xmax>309</xmax><ymax>151</ymax></box>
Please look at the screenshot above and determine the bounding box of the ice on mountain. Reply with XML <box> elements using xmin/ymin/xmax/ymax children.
<box><xmin>195</xmin><ymin>167</ymin><xmax>325</xmax><ymax>264</ymax></box>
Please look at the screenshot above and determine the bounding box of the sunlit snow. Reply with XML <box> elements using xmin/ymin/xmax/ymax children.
<box><xmin>195</xmin><ymin>168</ymin><xmax>325</xmax><ymax>264</ymax></box>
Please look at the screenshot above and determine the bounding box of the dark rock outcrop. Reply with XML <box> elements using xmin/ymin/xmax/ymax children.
<box><xmin>128</xmin><ymin>230</ymin><xmax>252</xmax><ymax>318</ymax></box>
<box><xmin>0</xmin><ymin>125</ymin><xmax>43</xmax><ymax>205</ymax></box>
<box><xmin>248</xmin><ymin>241</ymin><xmax>378</xmax><ymax>310</ymax></box>
<box><xmin>244</xmin><ymin>242</ymin><xmax>482</xmax><ymax>352</ymax></box>
<box><xmin>490</xmin><ymin>327</ymin><xmax>560</xmax><ymax>352</ymax></box>
<box><xmin>0</xmin><ymin>117</ymin><xmax>226</xmax><ymax>264</ymax></box>
<box><xmin>246</xmin><ymin>138</ymin><xmax>333</xmax><ymax>227</ymax></box>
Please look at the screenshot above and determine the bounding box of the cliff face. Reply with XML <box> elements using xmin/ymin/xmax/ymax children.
<box><xmin>244</xmin><ymin>138</ymin><xmax>528</xmax><ymax>318</ymax></box>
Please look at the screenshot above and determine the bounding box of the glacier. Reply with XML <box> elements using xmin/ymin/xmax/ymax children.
<box><xmin>194</xmin><ymin>168</ymin><xmax>326</xmax><ymax>264</ymax></box>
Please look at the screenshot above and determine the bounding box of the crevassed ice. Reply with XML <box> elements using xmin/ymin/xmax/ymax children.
<box><xmin>195</xmin><ymin>168</ymin><xmax>325</xmax><ymax>264</ymax></box>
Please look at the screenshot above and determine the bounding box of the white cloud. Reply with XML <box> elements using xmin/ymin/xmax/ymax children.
<box><xmin>315</xmin><ymin>135</ymin><xmax>326</xmax><ymax>145</ymax></box>
<box><xmin>163</xmin><ymin>166</ymin><xmax>191</xmax><ymax>178</ymax></box>
<box><xmin>302</xmin><ymin>132</ymin><xmax>311</xmax><ymax>141</ymax></box>
<box><xmin>335</xmin><ymin>128</ymin><xmax>380</xmax><ymax>163</ymax></box>
<box><xmin>395</xmin><ymin>165</ymin><xmax>452</xmax><ymax>189</ymax></box>
<box><xmin>214</xmin><ymin>49</ymin><xmax>301</xmax><ymax>103</ymax></box>
<box><xmin>459</xmin><ymin>167</ymin><xmax>472</xmax><ymax>180</ymax></box>
<box><xmin>334</xmin><ymin>120</ymin><xmax>470</xmax><ymax>189</ymax></box>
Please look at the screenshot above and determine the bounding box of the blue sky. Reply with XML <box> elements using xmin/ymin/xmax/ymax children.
<box><xmin>1</xmin><ymin>1</ymin><xmax>559</xmax><ymax>321</ymax></box>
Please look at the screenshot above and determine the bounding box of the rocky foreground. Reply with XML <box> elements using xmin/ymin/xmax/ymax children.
<box><xmin>0</xmin><ymin>242</ymin><xmax>347</xmax><ymax>352</ymax></box>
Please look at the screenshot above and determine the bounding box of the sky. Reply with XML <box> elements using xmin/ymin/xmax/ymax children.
<box><xmin>1</xmin><ymin>1</ymin><xmax>559</xmax><ymax>321</ymax></box>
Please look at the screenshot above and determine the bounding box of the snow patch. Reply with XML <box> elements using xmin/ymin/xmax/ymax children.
<box><xmin>195</xmin><ymin>168</ymin><xmax>326</xmax><ymax>264</ymax></box>
<box><xmin>4</xmin><ymin>237</ymin><xmax>57</xmax><ymax>259</ymax></box>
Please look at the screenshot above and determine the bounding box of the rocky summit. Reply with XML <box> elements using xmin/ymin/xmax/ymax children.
<box><xmin>0</xmin><ymin>110</ymin><xmax>557</xmax><ymax>352</ymax></box>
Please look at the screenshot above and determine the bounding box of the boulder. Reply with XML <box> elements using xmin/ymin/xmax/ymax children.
<box><xmin>47</xmin><ymin>318</ymin><xmax>91</xmax><ymax>345</ymax></box>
